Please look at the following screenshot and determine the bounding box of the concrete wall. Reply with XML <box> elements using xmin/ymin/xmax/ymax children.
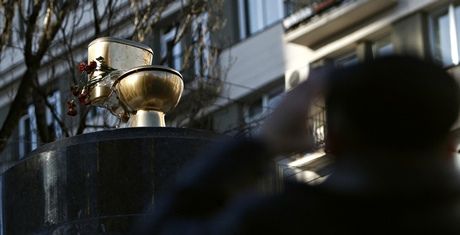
<box><xmin>212</xmin><ymin>103</ymin><xmax>241</xmax><ymax>133</ymax></box>
<box><xmin>212</xmin><ymin>0</ymin><xmax>241</xmax><ymax>49</ymax></box>
<box><xmin>393</xmin><ymin>12</ymin><xmax>429</xmax><ymax>58</ymax></box>
<box><xmin>218</xmin><ymin>23</ymin><xmax>286</xmax><ymax>106</ymax></box>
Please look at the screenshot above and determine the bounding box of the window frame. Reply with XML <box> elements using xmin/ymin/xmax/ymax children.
<box><xmin>160</xmin><ymin>26</ymin><xmax>183</xmax><ymax>71</ymax></box>
<box><xmin>237</xmin><ymin>0</ymin><xmax>285</xmax><ymax>40</ymax></box>
<box><xmin>18</xmin><ymin>105</ymin><xmax>37</xmax><ymax>159</ymax></box>
<box><xmin>372</xmin><ymin>35</ymin><xmax>394</xmax><ymax>58</ymax></box>
<box><xmin>429</xmin><ymin>3</ymin><xmax>460</xmax><ymax>67</ymax></box>
<box><xmin>18</xmin><ymin>90</ymin><xmax>65</xmax><ymax>158</ymax></box>
<box><xmin>243</xmin><ymin>86</ymin><xmax>284</xmax><ymax>124</ymax></box>
<box><xmin>334</xmin><ymin>51</ymin><xmax>359</xmax><ymax>67</ymax></box>
<box><xmin>46</xmin><ymin>90</ymin><xmax>63</xmax><ymax>139</ymax></box>
<box><xmin>192</xmin><ymin>12</ymin><xmax>211</xmax><ymax>78</ymax></box>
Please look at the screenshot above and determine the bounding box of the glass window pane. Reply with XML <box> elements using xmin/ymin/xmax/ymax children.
<box><xmin>284</xmin><ymin>0</ymin><xmax>295</xmax><ymax>17</ymax></box>
<box><xmin>173</xmin><ymin>43</ymin><xmax>182</xmax><ymax>70</ymax></box>
<box><xmin>267</xmin><ymin>89</ymin><xmax>284</xmax><ymax>110</ymax></box>
<box><xmin>335</xmin><ymin>52</ymin><xmax>358</xmax><ymax>67</ymax></box>
<box><xmin>265</xmin><ymin>0</ymin><xmax>284</xmax><ymax>25</ymax></box>
<box><xmin>248</xmin><ymin>98</ymin><xmax>263</xmax><ymax>117</ymax></box>
<box><xmin>193</xmin><ymin>13</ymin><xmax>210</xmax><ymax>77</ymax></box>
<box><xmin>373</xmin><ymin>36</ymin><xmax>394</xmax><ymax>58</ymax></box>
<box><xmin>434</xmin><ymin>12</ymin><xmax>452</xmax><ymax>66</ymax></box>
<box><xmin>161</xmin><ymin>28</ymin><xmax>182</xmax><ymax>70</ymax></box>
<box><xmin>372</xmin><ymin>35</ymin><xmax>395</xmax><ymax>58</ymax></box>
<box><xmin>248</xmin><ymin>0</ymin><xmax>264</xmax><ymax>34</ymax></box>
<box><xmin>24</xmin><ymin>118</ymin><xmax>31</xmax><ymax>154</ymax></box>
<box><xmin>377</xmin><ymin>44</ymin><xmax>394</xmax><ymax>57</ymax></box>
<box><xmin>455</xmin><ymin>5</ymin><xmax>460</xmax><ymax>61</ymax></box>
<box><xmin>242</xmin><ymin>0</ymin><xmax>285</xmax><ymax>37</ymax></box>
<box><xmin>238</xmin><ymin>0</ymin><xmax>247</xmax><ymax>39</ymax></box>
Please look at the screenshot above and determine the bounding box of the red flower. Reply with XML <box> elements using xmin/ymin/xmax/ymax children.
<box><xmin>78</xmin><ymin>93</ymin><xmax>88</xmax><ymax>104</ymax></box>
<box><xmin>78</xmin><ymin>62</ymin><xmax>87</xmax><ymax>72</ymax></box>
<box><xmin>85</xmin><ymin>61</ymin><xmax>97</xmax><ymax>73</ymax></box>
<box><xmin>78</xmin><ymin>91</ymin><xmax>91</xmax><ymax>105</ymax></box>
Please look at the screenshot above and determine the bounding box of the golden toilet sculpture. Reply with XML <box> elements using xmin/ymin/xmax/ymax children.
<box><xmin>86</xmin><ymin>37</ymin><xmax>184</xmax><ymax>127</ymax></box>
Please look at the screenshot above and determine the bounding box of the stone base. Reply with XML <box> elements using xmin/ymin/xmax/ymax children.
<box><xmin>2</xmin><ymin>127</ymin><xmax>217</xmax><ymax>234</ymax></box>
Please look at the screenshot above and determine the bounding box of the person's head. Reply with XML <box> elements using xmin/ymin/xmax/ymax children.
<box><xmin>325</xmin><ymin>55</ymin><xmax>460</xmax><ymax>155</ymax></box>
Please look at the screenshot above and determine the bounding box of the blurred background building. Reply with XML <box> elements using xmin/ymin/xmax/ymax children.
<box><xmin>0</xmin><ymin>0</ymin><xmax>459</xmax><ymax>183</ymax></box>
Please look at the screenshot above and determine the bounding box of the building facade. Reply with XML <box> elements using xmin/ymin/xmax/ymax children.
<box><xmin>211</xmin><ymin>0</ymin><xmax>460</xmax><ymax>183</ymax></box>
<box><xmin>0</xmin><ymin>0</ymin><xmax>460</xmax><ymax>182</ymax></box>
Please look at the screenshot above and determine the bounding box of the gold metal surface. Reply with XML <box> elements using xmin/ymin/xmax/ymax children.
<box><xmin>88</xmin><ymin>37</ymin><xmax>153</xmax><ymax>71</ymax></box>
<box><xmin>90</xmin><ymin>85</ymin><xmax>112</xmax><ymax>105</ymax></box>
<box><xmin>116</xmin><ymin>66</ymin><xmax>184</xmax><ymax>114</ymax></box>
<box><xmin>128</xmin><ymin>110</ymin><xmax>165</xmax><ymax>127</ymax></box>
<box><xmin>84</xmin><ymin>37</ymin><xmax>183</xmax><ymax>128</ymax></box>
<box><xmin>87</xmin><ymin>37</ymin><xmax>154</xmax><ymax>104</ymax></box>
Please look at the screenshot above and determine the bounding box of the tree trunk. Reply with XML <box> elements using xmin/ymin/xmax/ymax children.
<box><xmin>0</xmin><ymin>69</ymin><xmax>36</xmax><ymax>152</ymax></box>
<box><xmin>32</xmin><ymin>77</ymin><xmax>52</xmax><ymax>144</ymax></box>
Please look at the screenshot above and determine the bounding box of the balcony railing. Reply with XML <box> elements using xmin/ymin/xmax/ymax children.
<box><xmin>283</xmin><ymin>0</ymin><xmax>349</xmax><ymax>30</ymax></box>
<box><xmin>226</xmin><ymin>107</ymin><xmax>327</xmax><ymax>150</ymax></box>
<box><xmin>309</xmin><ymin>108</ymin><xmax>326</xmax><ymax>148</ymax></box>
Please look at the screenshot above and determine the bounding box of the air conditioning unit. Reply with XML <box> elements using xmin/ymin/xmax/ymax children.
<box><xmin>285</xmin><ymin>65</ymin><xmax>309</xmax><ymax>91</ymax></box>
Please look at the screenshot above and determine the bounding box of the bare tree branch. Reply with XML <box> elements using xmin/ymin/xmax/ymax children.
<box><xmin>76</xmin><ymin>107</ymin><xmax>90</xmax><ymax>135</ymax></box>
<box><xmin>0</xmin><ymin>0</ymin><xmax>15</xmax><ymax>63</ymax></box>
<box><xmin>0</xmin><ymin>0</ymin><xmax>229</xmax><ymax>155</ymax></box>
<box><xmin>92</xmin><ymin>0</ymin><xmax>101</xmax><ymax>36</ymax></box>
<box><xmin>0</xmin><ymin>0</ymin><xmax>74</xmax><ymax>152</ymax></box>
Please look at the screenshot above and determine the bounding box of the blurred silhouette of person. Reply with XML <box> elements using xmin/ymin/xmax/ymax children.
<box><xmin>135</xmin><ymin>56</ymin><xmax>460</xmax><ymax>234</ymax></box>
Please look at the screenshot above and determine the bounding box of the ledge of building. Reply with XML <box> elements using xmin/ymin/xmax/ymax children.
<box><xmin>285</xmin><ymin>0</ymin><xmax>397</xmax><ymax>47</ymax></box>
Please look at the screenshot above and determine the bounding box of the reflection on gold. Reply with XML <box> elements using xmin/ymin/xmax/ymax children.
<box><xmin>87</xmin><ymin>37</ymin><xmax>154</xmax><ymax>105</ymax></box>
<box><xmin>115</xmin><ymin>65</ymin><xmax>184</xmax><ymax>127</ymax></box>
<box><xmin>85</xmin><ymin>37</ymin><xmax>183</xmax><ymax>127</ymax></box>
<box><xmin>90</xmin><ymin>85</ymin><xmax>112</xmax><ymax>105</ymax></box>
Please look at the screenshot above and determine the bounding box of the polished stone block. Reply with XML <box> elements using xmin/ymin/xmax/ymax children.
<box><xmin>2</xmin><ymin>127</ymin><xmax>216</xmax><ymax>234</ymax></box>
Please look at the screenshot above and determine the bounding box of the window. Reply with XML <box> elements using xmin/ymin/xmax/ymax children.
<box><xmin>310</xmin><ymin>105</ymin><xmax>326</xmax><ymax>147</ymax></box>
<box><xmin>192</xmin><ymin>13</ymin><xmax>211</xmax><ymax>78</ymax></box>
<box><xmin>334</xmin><ymin>52</ymin><xmax>359</xmax><ymax>67</ymax></box>
<box><xmin>18</xmin><ymin>91</ymin><xmax>63</xmax><ymax>159</ymax></box>
<box><xmin>238</xmin><ymin>0</ymin><xmax>284</xmax><ymax>39</ymax></box>
<box><xmin>267</xmin><ymin>88</ymin><xmax>284</xmax><ymax>110</ymax></box>
<box><xmin>46</xmin><ymin>91</ymin><xmax>62</xmax><ymax>139</ymax></box>
<box><xmin>373</xmin><ymin>35</ymin><xmax>394</xmax><ymax>58</ymax></box>
<box><xmin>18</xmin><ymin>105</ymin><xmax>38</xmax><ymax>159</ymax></box>
<box><xmin>161</xmin><ymin>26</ymin><xmax>182</xmax><ymax>70</ymax></box>
<box><xmin>245</xmin><ymin>98</ymin><xmax>264</xmax><ymax>122</ymax></box>
<box><xmin>242</xmin><ymin>88</ymin><xmax>284</xmax><ymax>136</ymax></box>
<box><xmin>243</xmin><ymin>87</ymin><xmax>284</xmax><ymax>123</ymax></box>
<box><xmin>431</xmin><ymin>4</ymin><xmax>460</xmax><ymax>66</ymax></box>
<box><xmin>284</xmin><ymin>0</ymin><xmax>296</xmax><ymax>17</ymax></box>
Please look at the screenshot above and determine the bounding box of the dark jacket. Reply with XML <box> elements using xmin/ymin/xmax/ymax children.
<box><xmin>135</xmin><ymin>138</ymin><xmax>460</xmax><ymax>234</ymax></box>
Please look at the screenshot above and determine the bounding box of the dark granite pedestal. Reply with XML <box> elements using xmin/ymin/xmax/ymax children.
<box><xmin>2</xmin><ymin>127</ymin><xmax>217</xmax><ymax>234</ymax></box>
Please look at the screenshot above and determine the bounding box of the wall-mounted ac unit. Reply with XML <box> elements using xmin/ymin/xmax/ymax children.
<box><xmin>285</xmin><ymin>65</ymin><xmax>309</xmax><ymax>91</ymax></box>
